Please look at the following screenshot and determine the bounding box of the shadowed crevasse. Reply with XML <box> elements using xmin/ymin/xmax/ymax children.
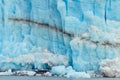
<box><xmin>8</xmin><ymin>18</ymin><xmax>74</xmax><ymax>37</ymax></box>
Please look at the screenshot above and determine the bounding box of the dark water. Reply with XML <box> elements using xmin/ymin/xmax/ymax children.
<box><xmin>0</xmin><ymin>76</ymin><xmax>119</xmax><ymax>80</ymax></box>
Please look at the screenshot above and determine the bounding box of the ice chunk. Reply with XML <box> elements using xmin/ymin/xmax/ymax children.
<box><xmin>44</xmin><ymin>72</ymin><xmax>52</xmax><ymax>77</ymax></box>
<box><xmin>100</xmin><ymin>57</ymin><xmax>120</xmax><ymax>77</ymax></box>
<box><xmin>51</xmin><ymin>65</ymin><xmax>90</xmax><ymax>78</ymax></box>
<box><xmin>15</xmin><ymin>71</ymin><xmax>36</xmax><ymax>76</ymax></box>
<box><xmin>66</xmin><ymin>71</ymin><xmax>90</xmax><ymax>78</ymax></box>
<box><xmin>0</xmin><ymin>69</ymin><xmax>13</xmax><ymax>76</ymax></box>
<box><xmin>51</xmin><ymin>65</ymin><xmax>66</xmax><ymax>75</ymax></box>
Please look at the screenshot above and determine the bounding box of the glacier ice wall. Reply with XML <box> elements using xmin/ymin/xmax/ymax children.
<box><xmin>0</xmin><ymin>0</ymin><xmax>72</xmax><ymax>71</ymax></box>
<box><xmin>0</xmin><ymin>0</ymin><xmax>120</xmax><ymax>72</ymax></box>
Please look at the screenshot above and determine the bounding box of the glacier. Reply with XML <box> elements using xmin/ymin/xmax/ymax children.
<box><xmin>0</xmin><ymin>0</ymin><xmax>120</xmax><ymax>76</ymax></box>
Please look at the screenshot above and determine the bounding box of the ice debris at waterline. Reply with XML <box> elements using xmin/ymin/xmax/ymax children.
<box><xmin>100</xmin><ymin>57</ymin><xmax>120</xmax><ymax>78</ymax></box>
<box><xmin>51</xmin><ymin>65</ymin><xmax>90</xmax><ymax>78</ymax></box>
<box><xmin>0</xmin><ymin>70</ymin><xmax>36</xmax><ymax>76</ymax></box>
<box><xmin>0</xmin><ymin>66</ymin><xmax>90</xmax><ymax>78</ymax></box>
<box><xmin>0</xmin><ymin>0</ymin><xmax>120</xmax><ymax>77</ymax></box>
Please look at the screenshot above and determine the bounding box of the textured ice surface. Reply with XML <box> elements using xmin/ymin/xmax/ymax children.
<box><xmin>0</xmin><ymin>0</ymin><xmax>120</xmax><ymax>74</ymax></box>
<box><xmin>51</xmin><ymin>65</ymin><xmax>90</xmax><ymax>78</ymax></box>
<box><xmin>0</xmin><ymin>48</ymin><xmax>68</xmax><ymax>71</ymax></box>
<box><xmin>70</xmin><ymin>26</ymin><xmax>120</xmax><ymax>71</ymax></box>
<box><xmin>100</xmin><ymin>57</ymin><xmax>120</xmax><ymax>77</ymax></box>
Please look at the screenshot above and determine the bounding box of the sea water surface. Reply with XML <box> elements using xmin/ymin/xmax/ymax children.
<box><xmin>0</xmin><ymin>76</ymin><xmax>119</xmax><ymax>80</ymax></box>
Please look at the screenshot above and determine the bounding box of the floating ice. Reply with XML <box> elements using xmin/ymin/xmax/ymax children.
<box><xmin>16</xmin><ymin>71</ymin><xmax>36</xmax><ymax>76</ymax></box>
<box><xmin>0</xmin><ymin>69</ymin><xmax>13</xmax><ymax>76</ymax></box>
<box><xmin>44</xmin><ymin>72</ymin><xmax>52</xmax><ymax>77</ymax></box>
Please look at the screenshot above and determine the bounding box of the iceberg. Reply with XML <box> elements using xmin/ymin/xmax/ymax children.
<box><xmin>0</xmin><ymin>0</ymin><xmax>120</xmax><ymax>77</ymax></box>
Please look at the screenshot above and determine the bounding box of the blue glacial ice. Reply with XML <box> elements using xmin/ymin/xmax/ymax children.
<box><xmin>51</xmin><ymin>65</ymin><xmax>90</xmax><ymax>78</ymax></box>
<box><xmin>0</xmin><ymin>0</ymin><xmax>120</xmax><ymax>76</ymax></box>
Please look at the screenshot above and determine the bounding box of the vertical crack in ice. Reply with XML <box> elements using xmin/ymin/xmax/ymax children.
<box><xmin>104</xmin><ymin>0</ymin><xmax>111</xmax><ymax>23</ymax></box>
<box><xmin>27</xmin><ymin>0</ymin><xmax>32</xmax><ymax>35</ymax></box>
<box><xmin>109</xmin><ymin>0</ymin><xmax>111</xmax><ymax>10</ymax></box>
<box><xmin>0</xmin><ymin>0</ymin><xmax>5</xmax><ymax>52</ymax></box>
<box><xmin>63</xmin><ymin>0</ymin><xmax>68</xmax><ymax>15</ymax></box>
<box><xmin>0</xmin><ymin>0</ymin><xmax>5</xmax><ymax>29</ymax></box>
<box><xmin>104</xmin><ymin>0</ymin><xmax>108</xmax><ymax>32</ymax></box>
<box><xmin>93</xmin><ymin>0</ymin><xmax>96</xmax><ymax>15</ymax></box>
<box><xmin>104</xmin><ymin>0</ymin><xmax>107</xmax><ymax>23</ymax></box>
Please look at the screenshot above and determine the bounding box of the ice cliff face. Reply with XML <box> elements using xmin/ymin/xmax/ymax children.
<box><xmin>0</xmin><ymin>0</ymin><xmax>120</xmax><ymax>72</ymax></box>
